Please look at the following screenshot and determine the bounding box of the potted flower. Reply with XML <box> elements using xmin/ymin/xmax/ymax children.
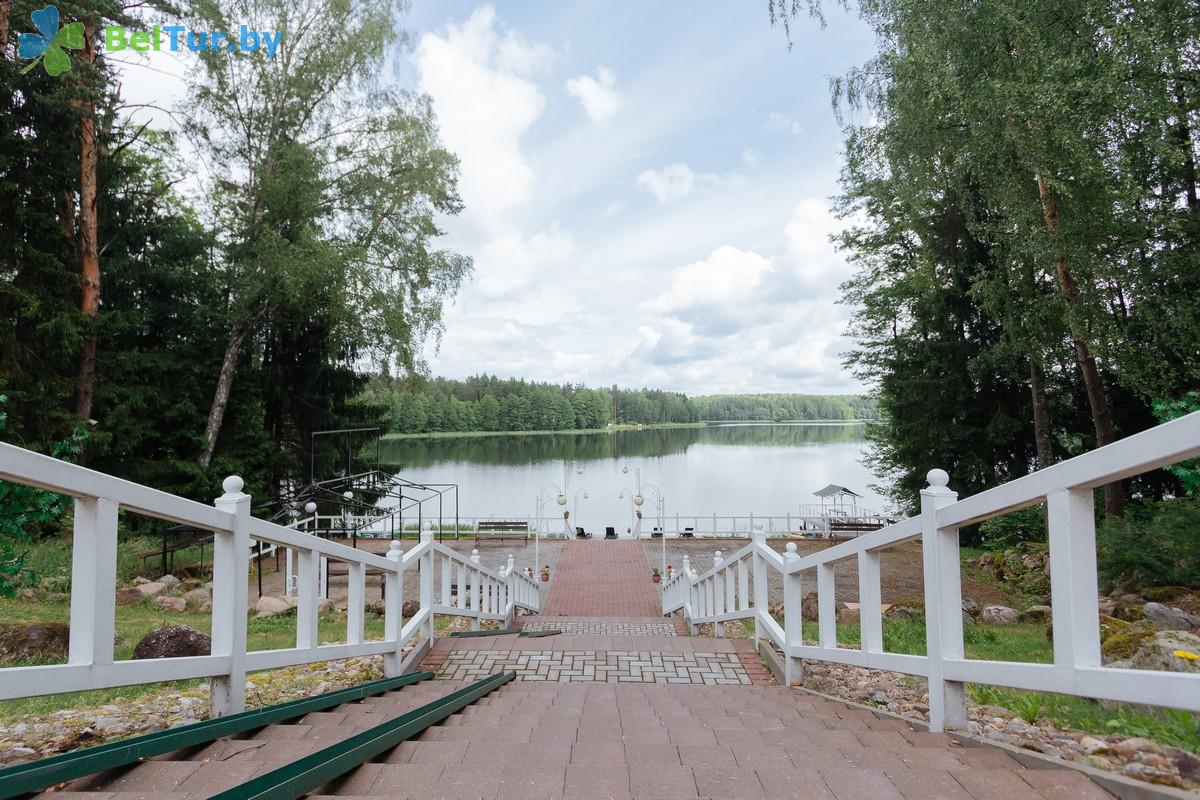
<box><xmin>540</xmin><ymin>564</ymin><xmax>550</xmax><ymax>582</ymax></box>
<box><xmin>651</xmin><ymin>567</ymin><xmax>661</xmax><ymax>584</ymax></box>
<box><xmin>666</xmin><ymin>564</ymin><xmax>673</xmax><ymax>581</ymax></box>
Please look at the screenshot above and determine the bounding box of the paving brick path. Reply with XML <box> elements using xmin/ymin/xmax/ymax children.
<box><xmin>436</xmin><ymin>650</ymin><xmax>753</xmax><ymax>684</ymax></box>
<box><xmin>542</xmin><ymin>540</ymin><xmax>662</xmax><ymax>617</ymax></box>
<box><xmin>520</xmin><ymin>618</ymin><xmax>678</xmax><ymax>636</ymax></box>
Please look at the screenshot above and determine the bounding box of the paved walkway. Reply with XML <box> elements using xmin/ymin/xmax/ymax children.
<box><xmin>542</xmin><ymin>540</ymin><xmax>662</xmax><ymax>617</ymax></box>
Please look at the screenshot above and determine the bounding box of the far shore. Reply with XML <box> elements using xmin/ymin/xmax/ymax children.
<box><xmin>378</xmin><ymin>419</ymin><xmax>873</xmax><ymax>441</ymax></box>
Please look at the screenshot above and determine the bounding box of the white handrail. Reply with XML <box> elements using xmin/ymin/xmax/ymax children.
<box><xmin>665</xmin><ymin>411</ymin><xmax>1200</xmax><ymax>731</ymax></box>
<box><xmin>0</xmin><ymin>443</ymin><xmax>539</xmax><ymax>715</ymax></box>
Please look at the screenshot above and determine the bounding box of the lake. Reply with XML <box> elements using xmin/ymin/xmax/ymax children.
<box><xmin>374</xmin><ymin>423</ymin><xmax>891</xmax><ymax>536</ymax></box>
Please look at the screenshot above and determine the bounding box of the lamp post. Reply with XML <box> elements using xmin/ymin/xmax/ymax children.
<box><xmin>573</xmin><ymin>489</ymin><xmax>589</xmax><ymax>532</ymax></box>
<box><xmin>622</xmin><ymin>465</ymin><xmax>645</xmax><ymax>538</ymax></box>
<box><xmin>535</xmin><ymin>483</ymin><xmax>566</xmax><ymax>575</ymax></box>
<box><xmin>642</xmin><ymin>483</ymin><xmax>666</xmax><ymax>573</ymax></box>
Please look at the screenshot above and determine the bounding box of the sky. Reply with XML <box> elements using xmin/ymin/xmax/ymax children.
<box><xmin>116</xmin><ymin>2</ymin><xmax>880</xmax><ymax>396</ymax></box>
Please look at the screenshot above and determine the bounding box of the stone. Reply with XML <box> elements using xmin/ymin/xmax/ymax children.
<box><xmin>132</xmin><ymin>624</ymin><xmax>211</xmax><ymax>659</ymax></box>
<box><xmin>1128</xmin><ymin>630</ymin><xmax>1200</xmax><ymax>674</ymax></box>
<box><xmin>46</xmin><ymin>592</ymin><xmax>69</xmax><ymax>603</ymax></box>
<box><xmin>801</xmin><ymin>591</ymin><xmax>819</xmax><ymax>621</ymax></box>
<box><xmin>132</xmin><ymin>576</ymin><xmax>150</xmax><ymax>586</ymax></box>
<box><xmin>837</xmin><ymin>604</ymin><xmax>859</xmax><ymax>624</ymax></box>
<box><xmin>0</xmin><ymin>622</ymin><xmax>69</xmax><ymax>661</ymax></box>
<box><xmin>183</xmin><ymin>587</ymin><xmax>211</xmax><ymax>608</ymax></box>
<box><xmin>885</xmin><ymin>600</ymin><xmax>924</xmax><ymax>621</ymax></box>
<box><xmin>154</xmin><ymin>595</ymin><xmax>186</xmax><ymax>612</ymax></box>
<box><xmin>402</xmin><ymin>600</ymin><xmax>421</xmax><ymax>618</ymax></box>
<box><xmin>255</xmin><ymin>595</ymin><xmax>294</xmax><ymax>618</ymax></box>
<box><xmin>1079</xmin><ymin>736</ymin><xmax>1108</xmax><ymax>754</ymax></box>
<box><xmin>115</xmin><ymin>587</ymin><xmax>144</xmax><ymax>606</ymax></box>
<box><xmin>981</xmin><ymin>605</ymin><xmax>1020</xmax><ymax>624</ymax></box>
<box><xmin>962</xmin><ymin>598</ymin><xmax>980</xmax><ymax>618</ymax></box>
<box><xmin>1020</xmin><ymin>604</ymin><xmax>1052</xmax><ymax>623</ymax></box>
<box><xmin>198</xmin><ymin>601</ymin><xmax>212</xmax><ymax>613</ymax></box>
<box><xmin>1111</xmin><ymin>737</ymin><xmax>1166</xmax><ymax>757</ymax></box>
<box><xmin>1102</xmin><ymin>620</ymin><xmax>1160</xmax><ymax>660</ymax></box>
<box><xmin>158</xmin><ymin>575</ymin><xmax>181</xmax><ymax>588</ymax></box>
<box><xmin>135</xmin><ymin>581</ymin><xmax>166</xmax><ymax>599</ymax></box>
<box><xmin>1098</xmin><ymin>597</ymin><xmax>1117</xmax><ymax>616</ymax></box>
<box><xmin>1143</xmin><ymin>602</ymin><xmax>1200</xmax><ymax>630</ymax></box>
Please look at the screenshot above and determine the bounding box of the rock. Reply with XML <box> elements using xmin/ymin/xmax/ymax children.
<box><xmin>402</xmin><ymin>600</ymin><xmax>420</xmax><ymax>618</ymax></box>
<box><xmin>132</xmin><ymin>576</ymin><xmax>150</xmax><ymax>586</ymax></box>
<box><xmin>158</xmin><ymin>575</ymin><xmax>181</xmax><ymax>588</ymax></box>
<box><xmin>135</xmin><ymin>582</ymin><xmax>166</xmax><ymax>599</ymax></box>
<box><xmin>1098</xmin><ymin>597</ymin><xmax>1116</xmax><ymax>616</ymax></box>
<box><xmin>46</xmin><ymin>592</ymin><xmax>69</xmax><ymax>603</ymax></box>
<box><xmin>20</xmin><ymin>588</ymin><xmax>37</xmax><ymax>600</ymax></box>
<box><xmin>255</xmin><ymin>595</ymin><xmax>294</xmax><ymax>619</ymax></box>
<box><xmin>1174</xmin><ymin>750</ymin><xmax>1200</xmax><ymax>784</ymax></box>
<box><xmin>1143</xmin><ymin>602</ymin><xmax>1200</xmax><ymax>630</ymax></box>
<box><xmin>0</xmin><ymin>622</ymin><xmax>69</xmax><ymax>661</ymax></box>
<box><xmin>885</xmin><ymin>600</ymin><xmax>925</xmax><ymax>621</ymax></box>
<box><xmin>154</xmin><ymin>595</ymin><xmax>186</xmax><ymax>612</ymax></box>
<box><xmin>1102</xmin><ymin>620</ymin><xmax>1161</xmax><ymax>661</ymax></box>
<box><xmin>1020</xmin><ymin>605</ymin><xmax>1052</xmax><ymax>623</ymax></box>
<box><xmin>837</xmin><ymin>604</ymin><xmax>860</xmax><ymax>624</ymax></box>
<box><xmin>1079</xmin><ymin>736</ymin><xmax>1108</xmax><ymax>754</ymax></box>
<box><xmin>801</xmin><ymin>591</ymin><xmax>819</xmax><ymax>622</ymax></box>
<box><xmin>182</xmin><ymin>588</ymin><xmax>211</xmax><ymax>608</ymax></box>
<box><xmin>115</xmin><ymin>587</ymin><xmax>144</xmax><ymax>606</ymax></box>
<box><xmin>981</xmin><ymin>605</ymin><xmax>1020</xmax><ymax>624</ymax></box>
<box><xmin>1142</xmin><ymin>586</ymin><xmax>1188</xmax><ymax>602</ymax></box>
<box><xmin>1129</xmin><ymin>630</ymin><xmax>1200</xmax><ymax>673</ymax></box>
<box><xmin>1111</xmin><ymin>737</ymin><xmax>1166</xmax><ymax>758</ymax></box>
<box><xmin>180</xmin><ymin>579</ymin><xmax>202</xmax><ymax>592</ymax></box>
<box><xmin>1098</xmin><ymin>615</ymin><xmax>1128</xmax><ymax>640</ymax></box>
<box><xmin>132</xmin><ymin>624</ymin><xmax>211</xmax><ymax>659</ymax></box>
<box><xmin>198</xmin><ymin>601</ymin><xmax>212</xmax><ymax>613</ymax></box>
<box><xmin>961</xmin><ymin>599</ymin><xmax>980</xmax><ymax>618</ymax></box>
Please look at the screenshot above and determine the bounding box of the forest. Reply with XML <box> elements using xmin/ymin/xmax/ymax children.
<box><xmin>364</xmin><ymin>375</ymin><xmax>874</xmax><ymax>434</ymax></box>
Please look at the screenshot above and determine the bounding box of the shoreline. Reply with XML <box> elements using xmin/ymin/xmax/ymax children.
<box><xmin>378</xmin><ymin>419</ymin><xmax>874</xmax><ymax>441</ymax></box>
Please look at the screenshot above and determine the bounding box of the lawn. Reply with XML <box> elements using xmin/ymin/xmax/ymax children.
<box><xmin>0</xmin><ymin>595</ymin><xmax>461</xmax><ymax>720</ymax></box>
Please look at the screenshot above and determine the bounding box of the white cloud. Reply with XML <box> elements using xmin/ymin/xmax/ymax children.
<box><xmin>767</xmin><ymin>112</ymin><xmax>804</xmax><ymax>136</ymax></box>
<box><xmin>602</xmin><ymin>201</ymin><xmax>623</xmax><ymax>218</ymax></box>
<box><xmin>642</xmin><ymin>246</ymin><xmax>774</xmax><ymax>317</ymax></box>
<box><xmin>415</xmin><ymin>6</ymin><xmax>550</xmax><ymax>234</ymax></box>
<box><xmin>565</xmin><ymin>66</ymin><xmax>621</xmax><ymax>122</ymax></box>
<box><xmin>742</xmin><ymin>148</ymin><xmax>758</xmax><ymax>168</ymax></box>
<box><xmin>636</xmin><ymin>163</ymin><xmax>699</xmax><ymax>203</ymax></box>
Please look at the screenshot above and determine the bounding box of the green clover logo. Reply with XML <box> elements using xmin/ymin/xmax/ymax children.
<box><xmin>18</xmin><ymin>5</ymin><xmax>84</xmax><ymax>76</ymax></box>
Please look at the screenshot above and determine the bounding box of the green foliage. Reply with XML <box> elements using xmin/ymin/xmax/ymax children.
<box><xmin>0</xmin><ymin>395</ymin><xmax>86</xmax><ymax>596</ymax></box>
<box><xmin>1153</xmin><ymin>393</ymin><xmax>1200</xmax><ymax>496</ymax></box>
<box><xmin>1097</xmin><ymin>499</ymin><xmax>1200</xmax><ymax>591</ymax></box>
<box><xmin>690</xmin><ymin>393</ymin><xmax>875</xmax><ymax>422</ymax></box>
<box><xmin>976</xmin><ymin>506</ymin><xmax>1047</xmax><ymax>550</ymax></box>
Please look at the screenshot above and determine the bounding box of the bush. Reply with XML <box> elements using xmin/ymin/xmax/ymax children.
<box><xmin>1097</xmin><ymin>498</ymin><xmax>1200</xmax><ymax>590</ymax></box>
<box><xmin>976</xmin><ymin>505</ymin><xmax>1046</xmax><ymax>550</ymax></box>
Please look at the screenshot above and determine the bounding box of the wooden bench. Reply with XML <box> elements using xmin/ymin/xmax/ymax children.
<box><xmin>475</xmin><ymin>520</ymin><xmax>530</xmax><ymax>546</ymax></box>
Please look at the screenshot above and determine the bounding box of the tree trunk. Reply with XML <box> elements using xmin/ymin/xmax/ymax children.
<box><xmin>0</xmin><ymin>0</ymin><xmax>10</xmax><ymax>54</ymax></box>
<box><xmin>1033</xmin><ymin>172</ymin><xmax>1123</xmax><ymax>516</ymax></box>
<box><xmin>198</xmin><ymin>320</ymin><xmax>253</xmax><ymax>470</ymax></box>
<box><xmin>73</xmin><ymin>24</ymin><xmax>99</xmax><ymax>420</ymax></box>
<box><xmin>1175</xmin><ymin>86</ymin><xmax>1198</xmax><ymax>212</ymax></box>
<box><xmin>1029</xmin><ymin>359</ymin><xmax>1054</xmax><ymax>470</ymax></box>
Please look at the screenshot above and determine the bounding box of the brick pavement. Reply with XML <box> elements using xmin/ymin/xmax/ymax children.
<box><xmin>435</xmin><ymin>649</ymin><xmax>753</xmax><ymax>684</ymax></box>
<box><xmin>542</xmin><ymin>540</ymin><xmax>662</xmax><ymax>617</ymax></box>
<box><xmin>519</xmin><ymin>618</ymin><xmax>678</xmax><ymax>636</ymax></box>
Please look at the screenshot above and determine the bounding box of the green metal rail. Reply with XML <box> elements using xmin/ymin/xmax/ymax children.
<box><xmin>210</xmin><ymin>670</ymin><xmax>516</xmax><ymax>800</ymax></box>
<box><xmin>447</xmin><ymin>627</ymin><xmax>560</xmax><ymax>638</ymax></box>
<box><xmin>0</xmin><ymin>670</ymin><xmax>433</xmax><ymax>800</ymax></box>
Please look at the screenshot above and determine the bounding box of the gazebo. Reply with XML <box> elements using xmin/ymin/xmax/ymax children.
<box><xmin>813</xmin><ymin>484</ymin><xmax>862</xmax><ymax>517</ymax></box>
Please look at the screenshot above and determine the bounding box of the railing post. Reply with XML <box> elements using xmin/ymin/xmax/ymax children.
<box><xmin>1047</xmin><ymin>487</ymin><xmax>1101</xmax><ymax>670</ymax></box>
<box><xmin>347</xmin><ymin>562</ymin><xmax>365</xmax><ymax>645</ymax></box>
<box><xmin>682</xmin><ymin>554</ymin><xmax>696</xmax><ymax>635</ymax></box>
<box><xmin>68</xmin><ymin>497</ymin><xmax>119</xmax><ymax>670</ymax></box>
<box><xmin>751</xmin><ymin>528</ymin><xmax>768</xmax><ymax>641</ymax></box>
<box><xmin>420</xmin><ymin>524</ymin><xmax>434</xmax><ymax>641</ymax></box>
<box><xmin>782</xmin><ymin>542</ymin><xmax>802</xmax><ymax>685</ymax></box>
<box><xmin>921</xmin><ymin>468</ymin><xmax>964</xmax><ymax>732</ymax></box>
<box><xmin>858</xmin><ymin>548</ymin><xmax>883</xmax><ymax>657</ymax></box>
<box><xmin>384</xmin><ymin>541</ymin><xmax>404</xmax><ymax>677</ymax></box>
<box><xmin>713</xmin><ymin>551</ymin><xmax>725</xmax><ymax>637</ymax></box>
<box><xmin>469</xmin><ymin>548</ymin><xmax>481</xmax><ymax>631</ymax></box>
<box><xmin>211</xmin><ymin>476</ymin><xmax>250</xmax><ymax>717</ymax></box>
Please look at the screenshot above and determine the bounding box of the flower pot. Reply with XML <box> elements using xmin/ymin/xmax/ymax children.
<box><xmin>541</xmin><ymin>574</ymin><xmax>549</xmax><ymax>582</ymax></box>
<box><xmin>652</xmin><ymin>575</ymin><xmax>661</xmax><ymax>583</ymax></box>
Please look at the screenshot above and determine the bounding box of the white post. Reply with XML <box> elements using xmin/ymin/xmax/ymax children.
<box><xmin>858</xmin><ymin>549</ymin><xmax>883</xmax><ymax>656</ymax></box>
<box><xmin>1047</xmin><ymin>487</ymin><xmax>1101</xmax><ymax>670</ymax></box>
<box><xmin>211</xmin><ymin>476</ymin><xmax>250</xmax><ymax>716</ymax></box>
<box><xmin>682</xmin><ymin>554</ymin><xmax>696</xmax><ymax>635</ymax></box>
<box><xmin>347</xmin><ymin>562</ymin><xmax>365</xmax><ymax>645</ymax></box>
<box><xmin>782</xmin><ymin>542</ymin><xmax>802</xmax><ymax>685</ymax></box>
<box><xmin>751</xmin><ymin>527</ymin><xmax>768</xmax><ymax>641</ymax></box>
<box><xmin>420</xmin><ymin>524</ymin><xmax>434</xmax><ymax>641</ymax></box>
<box><xmin>68</xmin><ymin>497</ymin><xmax>118</xmax><ymax>669</ymax></box>
<box><xmin>817</xmin><ymin>563</ymin><xmax>836</xmax><ymax>648</ymax></box>
<box><xmin>713</xmin><ymin>551</ymin><xmax>725</xmax><ymax>637</ymax></box>
<box><xmin>469</xmin><ymin>548</ymin><xmax>481</xmax><ymax>630</ymax></box>
<box><xmin>441</xmin><ymin>554</ymin><xmax>451</xmax><ymax>607</ymax></box>
<box><xmin>384</xmin><ymin>541</ymin><xmax>403</xmax><ymax>676</ymax></box>
<box><xmin>921</xmin><ymin>468</ymin><xmax>964</xmax><ymax>732</ymax></box>
<box><xmin>296</xmin><ymin>548</ymin><xmax>318</xmax><ymax>650</ymax></box>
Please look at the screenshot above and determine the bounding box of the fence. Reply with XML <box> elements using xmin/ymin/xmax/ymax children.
<box><xmin>0</xmin><ymin>443</ymin><xmax>540</xmax><ymax>715</ymax></box>
<box><xmin>663</xmin><ymin>410</ymin><xmax>1200</xmax><ymax>732</ymax></box>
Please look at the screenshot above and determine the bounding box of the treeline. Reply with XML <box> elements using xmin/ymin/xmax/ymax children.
<box><xmin>0</xmin><ymin>0</ymin><xmax>466</xmax><ymax>502</ymax></box>
<box><xmin>691</xmin><ymin>394</ymin><xmax>875</xmax><ymax>422</ymax></box>
<box><xmin>363</xmin><ymin>376</ymin><xmax>874</xmax><ymax>434</ymax></box>
<box><xmin>767</xmin><ymin>1</ymin><xmax>1200</xmax><ymax>530</ymax></box>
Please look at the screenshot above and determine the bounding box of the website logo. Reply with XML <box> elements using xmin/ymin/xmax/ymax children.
<box><xmin>18</xmin><ymin>5</ymin><xmax>83</xmax><ymax>76</ymax></box>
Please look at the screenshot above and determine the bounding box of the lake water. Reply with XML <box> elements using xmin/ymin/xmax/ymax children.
<box><xmin>375</xmin><ymin>423</ymin><xmax>890</xmax><ymax>535</ymax></box>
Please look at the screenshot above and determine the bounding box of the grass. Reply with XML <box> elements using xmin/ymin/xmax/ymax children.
<box><xmin>0</xmin><ymin>595</ymin><xmax>457</xmax><ymax>720</ymax></box>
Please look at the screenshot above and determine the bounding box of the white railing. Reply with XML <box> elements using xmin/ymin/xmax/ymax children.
<box><xmin>663</xmin><ymin>411</ymin><xmax>1200</xmax><ymax>732</ymax></box>
<box><xmin>0</xmin><ymin>443</ymin><xmax>538</xmax><ymax>716</ymax></box>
